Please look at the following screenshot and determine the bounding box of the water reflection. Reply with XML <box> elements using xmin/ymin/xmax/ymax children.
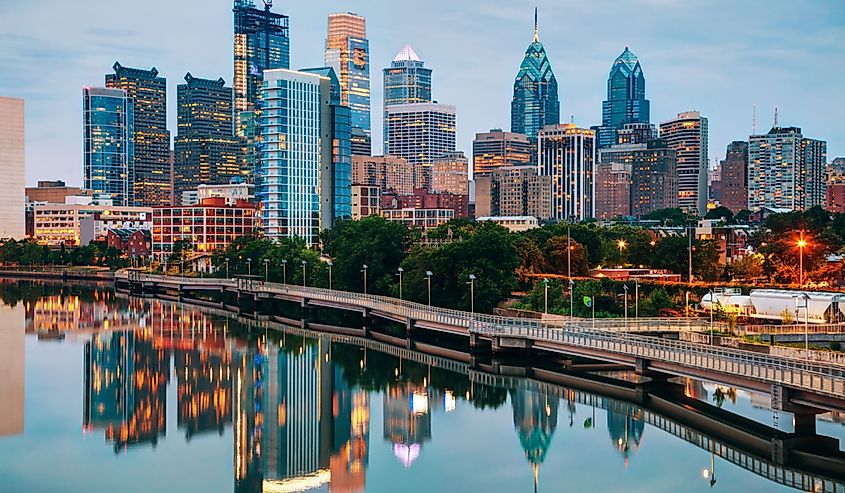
<box><xmin>3</xmin><ymin>283</ymin><xmax>845</xmax><ymax>493</ymax></box>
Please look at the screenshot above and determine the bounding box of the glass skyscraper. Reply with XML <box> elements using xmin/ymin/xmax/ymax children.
<box><xmin>659</xmin><ymin>111</ymin><xmax>709</xmax><ymax>215</ymax></box>
<box><xmin>596</xmin><ymin>47</ymin><xmax>650</xmax><ymax>148</ymax></box>
<box><xmin>257</xmin><ymin>68</ymin><xmax>350</xmax><ymax>245</ymax></box>
<box><xmin>325</xmin><ymin>12</ymin><xmax>370</xmax><ymax>154</ymax></box>
<box><xmin>383</xmin><ymin>45</ymin><xmax>432</xmax><ymax>153</ymax></box>
<box><xmin>105</xmin><ymin>63</ymin><xmax>170</xmax><ymax>207</ymax></box>
<box><xmin>83</xmin><ymin>87</ymin><xmax>134</xmax><ymax>206</ymax></box>
<box><xmin>537</xmin><ymin>124</ymin><xmax>596</xmax><ymax>221</ymax></box>
<box><xmin>511</xmin><ymin>9</ymin><xmax>559</xmax><ymax>145</ymax></box>
<box><xmin>174</xmin><ymin>74</ymin><xmax>241</xmax><ymax>203</ymax></box>
<box><xmin>384</xmin><ymin>103</ymin><xmax>456</xmax><ymax>190</ymax></box>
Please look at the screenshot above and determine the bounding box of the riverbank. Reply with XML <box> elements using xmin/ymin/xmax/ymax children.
<box><xmin>0</xmin><ymin>268</ymin><xmax>114</xmax><ymax>282</ymax></box>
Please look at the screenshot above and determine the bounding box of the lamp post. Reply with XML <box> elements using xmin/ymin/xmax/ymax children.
<box><xmin>301</xmin><ymin>260</ymin><xmax>307</xmax><ymax>287</ymax></box>
<box><xmin>467</xmin><ymin>274</ymin><xmax>476</xmax><ymax>323</ymax></box>
<box><xmin>688</xmin><ymin>223</ymin><xmax>694</xmax><ymax>283</ymax></box>
<box><xmin>247</xmin><ymin>258</ymin><xmax>252</xmax><ymax>278</ymax></box>
<box><xmin>425</xmin><ymin>271</ymin><xmax>433</xmax><ymax>306</ymax></box>
<box><xmin>797</xmin><ymin>230</ymin><xmax>807</xmax><ymax>286</ymax></box>
<box><xmin>569</xmin><ymin>279</ymin><xmax>575</xmax><ymax>317</ymax></box>
<box><xmin>224</xmin><ymin>258</ymin><xmax>230</xmax><ymax>279</ymax></box>
<box><xmin>327</xmin><ymin>260</ymin><xmax>333</xmax><ymax>289</ymax></box>
<box><xmin>396</xmin><ymin>267</ymin><xmax>404</xmax><ymax>300</ymax></box>
<box><xmin>800</xmin><ymin>293</ymin><xmax>810</xmax><ymax>354</ymax></box>
<box><xmin>634</xmin><ymin>279</ymin><xmax>640</xmax><ymax>319</ymax></box>
<box><xmin>264</xmin><ymin>258</ymin><xmax>269</xmax><ymax>282</ymax></box>
<box><xmin>623</xmin><ymin>284</ymin><xmax>629</xmax><ymax>329</ymax></box>
<box><xmin>362</xmin><ymin>264</ymin><xmax>368</xmax><ymax>294</ymax></box>
<box><xmin>543</xmin><ymin>278</ymin><xmax>549</xmax><ymax>314</ymax></box>
<box><xmin>708</xmin><ymin>289</ymin><xmax>715</xmax><ymax>344</ymax></box>
<box><xmin>281</xmin><ymin>259</ymin><xmax>287</xmax><ymax>284</ymax></box>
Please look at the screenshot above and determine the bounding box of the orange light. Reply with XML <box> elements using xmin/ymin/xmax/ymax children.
<box><xmin>617</xmin><ymin>240</ymin><xmax>627</xmax><ymax>250</ymax></box>
<box><xmin>797</xmin><ymin>239</ymin><xmax>807</xmax><ymax>248</ymax></box>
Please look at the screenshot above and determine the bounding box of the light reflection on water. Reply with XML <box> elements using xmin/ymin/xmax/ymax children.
<box><xmin>0</xmin><ymin>282</ymin><xmax>843</xmax><ymax>493</ymax></box>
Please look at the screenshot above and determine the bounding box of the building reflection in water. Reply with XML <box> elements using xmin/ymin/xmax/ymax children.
<box><xmin>383</xmin><ymin>382</ymin><xmax>434</xmax><ymax>468</ymax></box>
<box><xmin>605</xmin><ymin>400</ymin><xmax>646</xmax><ymax>465</ymax></box>
<box><xmin>510</xmin><ymin>388</ymin><xmax>559</xmax><ymax>489</ymax></box>
<box><xmin>0</xmin><ymin>302</ymin><xmax>25</xmax><ymax>437</ymax></box>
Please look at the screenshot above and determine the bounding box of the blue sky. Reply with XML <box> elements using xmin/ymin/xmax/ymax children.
<box><xmin>1</xmin><ymin>0</ymin><xmax>843</xmax><ymax>186</ymax></box>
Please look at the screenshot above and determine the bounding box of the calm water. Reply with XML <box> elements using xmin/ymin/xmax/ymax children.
<box><xmin>0</xmin><ymin>281</ymin><xmax>844</xmax><ymax>493</ymax></box>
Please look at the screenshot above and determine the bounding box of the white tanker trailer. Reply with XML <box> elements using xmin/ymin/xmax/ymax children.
<box><xmin>701</xmin><ymin>288</ymin><xmax>845</xmax><ymax>324</ymax></box>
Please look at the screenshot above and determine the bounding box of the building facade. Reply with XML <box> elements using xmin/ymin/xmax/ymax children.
<box><xmin>325</xmin><ymin>12</ymin><xmax>370</xmax><ymax>154</ymax></box>
<box><xmin>431</xmin><ymin>152</ymin><xmax>469</xmax><ymax>196</ymax></box>
<box><xmin>106</xmin><ymin>229</ymin><xmax>151</xmax><ymax>257</ymax></box>
<box><xmin>594</xmin><ymin>162</ymin><xmax>632</xmax><ymax>220</ymax></box>
<box><xmin>26</xmin><ymin>181</ymin><xmax>92</xmax><ymax>204</ymax></box>
<box><xmin>0</xmin><ymin>97</ymin><xmax>25</xmax><ymax>239</ymax></box>
<box><xmin>105</xmin><ymin>63</ymin><xmax>171</xmax><ymax>207</ymax></box>
<box><xmin>472</xmin><ymin>129</ymin><xmax>533</xmax><ymax>176</ymax></box>
<box><xmin>351</xmin><ymin>155</ymin><xmax>414</xmax><ymax>195</ymax></box>
<box><xmin>511</xmin><ymin>9</ymin><xmax>559</xmax><ymax>144</ymax></box>
<box><xmin>595</xmin><ymin>47</ymin><xmax>650</xmax><ymax>148</ymax></box>
<box><xmin>384</xmin><ymin>103</ymin><xmax>456</xmax><ymax>190</ymax></box>
<box><xmin>597</xmin><ymin>139</ymin><xmax>678</xmax><ymax>217</ymax></box>
<box><xmin>83</xmin><ymin>87</ymin><xmax>134</xmax><ymax>207</ymax></box>
<box><xmin>33</xmin><ymin>203</ymin><xmax>152</xmax><ymax>246</ymax></box>
<box><xmin>659</xmin><ymin>111</ymin><xmax>709</xmax><ymax>215</ymax></box>
<box><xmin>174</xmin><ymin>74</ymin><xmax>241</xmax><ymax>203</ymax></box>
<box><xmin>152</xmin><ymin>197</ymin><xmax>256</xmax><ymax>259</ymax></box>
<box><xmin>382</xmin><ymin>208</ymin><xmax>454</xmax><ymax>231</ymax></box>
<box><xmin>720</xmin><ymin>141</ymin><xmax>749</xmax><ymax>213</ymax></box>
<box><xmin>382</xmin><ymin>190</ymin><xmax>470</xmax><ymax>219</ymax></box>
<box><xmin>257</xmin><ymin>68</ymin><xmax>350</xmax><ymax>245</ymax></box>
<box><xmin>351</xmin><ymin>184</ymin><xmax>381</xmax><ymax>220</ymax></box>
<box><xmin>748</xmin><ymin>126</ymin><xmax>827</xmax><ymax>211</ymax></box>
<box><xmin>537</xmin><ymin>124</ymin><xmax>596</xmax><ymax>221</ymax></box>
<box><xmin>474</xmin><ymin>166</ymin><xmax>551</xmax><ymax>220</ymax></box>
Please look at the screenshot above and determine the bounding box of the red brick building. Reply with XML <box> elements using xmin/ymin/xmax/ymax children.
<box><xmin>152</xmin><ymin>197</ymin><xmax>256</xmax><ymax>259</ymax></box>
<box><xmin>106</xmin><ymin>228</ymin><xmax>151</xmax><ymax>257</ymax></box>
<box><xmin>826</xmin><ymin>182</ymin><xmax>845</xmax><ymax>213</ymax></box>
<box><xmin>381</xmin><ymin>189</ymin><xmax>470</xmax><ymax>218</ymax></box>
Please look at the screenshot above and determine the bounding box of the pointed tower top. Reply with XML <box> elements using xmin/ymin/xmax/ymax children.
<box><xmin>533</xmin><ymin>7</ymin><xmax>539</xmax><ymax>42</ymax></box>
<box><xmin>393</xmin><ymin>44</ymin><xmax>422</xmax><ymax>63</ymax></box>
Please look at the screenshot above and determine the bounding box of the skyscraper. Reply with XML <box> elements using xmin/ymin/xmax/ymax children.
<box><xmin>257</xmin><ymin>68</ymin><xmax>350</xmax><ymax>245</ymax></box>
<box><xmin>383</xmin><ymin>45</ymin><xmax>433</xmax><ymax>152</ymax></box>
<box><xmin>659</xmin><ymin>111</ymin><xmax>709</xmax><ymax>215</ymax></box>
<box><xmin>595</xmin><ymin>162</ymin><xmax>632</xmax><ymax>220</ymax></box>
<box><xmin>537</xmin><ymin>124</ymin><xmax>596</xmax><ymax>221</ymax></box>
<box><xmin>384</xmin><ymin>103</ymin><xmax>456</xmax><ymax>190</ymax></box>
<box><xmin>595</xmin><ymin>47</ymin><xmax>650</xmax><ymax>148</ymax></box>
<box><xmin>511</xmin><ymin>9</ymin><xmax>559</xmax><ymax>145</ymax></box>
<box><xmin>720</xmin><ymin>141</ymin><xmax>749</xmax><ymax>213</ymax></box>
<box><xmin>325</xmin><ymin>12</ymin><xmax>371</xmax><ymax>154</ymax></box>
<box><xmin>0</xmin><ymin>96</ymin><xmax>25</xmax><ymax>239</ymax></box>
<box><xmin>174</xmin><ymin>74</ymin><xmax>241</xmax><ymax>203</ymax></box>
<box><xmin>472</xmin><ymin>129</ymin><xmax>533</xmax><ymax>177</ymax></box>
<box><xmin>105</xmin><ymin>63</ymin><xmax>171</xmax><ymax>207</ymax></box>
<box><xmin>83</xmin><ymin>87</ymin><xmax>134</xmax><ymax>206</ymax></box>
<box><xmin>598</xmin><ymin>139</ymin><xmax>678</xmax><ymax>217</ymax></box>
<box><xmin>748</xmin><ymin>126</ymin><xmax>827</xmax><ymax>211</ymax></box>
<box><xmin>431</xmin><ymin>151</ymin><xmax>469</xmax><ymax>196</ymax></box>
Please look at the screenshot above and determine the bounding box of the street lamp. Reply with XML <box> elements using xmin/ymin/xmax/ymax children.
<box><xmin>327</xmin><ymin>260</ymin><xmax>333</xmax><ymax>289</ymax></box>
<box><xmin>617</xmin><ymin>239</ymin><xmax>627</xmax><ymax>252</ymax></box>
<box><xmin>797</xmin><ymin>231</ymin><xmax>808</xmax><ymax>286</ymax></box>
<box><xmin>264</xmin><ymin>258</ymin><xmax>269</xmax><ymax>282</ymax></box>
<box><xmin>622</xmin><ymin>284</ymin><xmax>629</xmax><ymax>329</ymax></box>
<box><xmin>396</xmin><ymin>267</ymin><xmax>404</xmax><ymax>300</ymax></box>
<box><xmin>247</xmin><ymin>258</ymin><xmax>252</xmax><ymax>278</ymax></box>
<box><xmin>708</xmin><ymin>288</ymin><xmax>715</xmax><ymax>344</ymax></box>
<box><xmin>425</xmin><ymin>271</ymin><xmax>433</xmax><ymax>306</ymax></box>
<box><xmin>634</xmin><ymin>279</ymin><xmax>640</xmax><ymax>319</ymax></box>
<box><xmin>281</xmin><ymin>259</ymin><xmax>287</xmax><ymax>284</ymax></box>
<box><xmin>224</xmin><ymin>258</ymin><xmax>230</xmax><ymax>279</ymax></box>
<box><xmin>569</xmin><ymin>279</ymin><xmax>575</xmax><ymax>317</ymax></box>
<box><xmin>543</xmin><ymin>278</ymin><xmax>549</xmax><ymax>314</ymax></box>
<box><xmin>467</xmin><ymin>274</ymin><xmax>477</xmax><ymax>323</ymax></box>
<box><xmin>361</xmin><ymin>264</ymin><xmax>368</xmax><ymax>294</ymax></box>
<box><xmin>301</xmin><ymin>260</ymin><xmax>307</xmax><ymax>287</ymax></box>
<box><xmin>798</xmin><ymin>293</ymin><xmax>810</xmax><ymax>354</ymax></box>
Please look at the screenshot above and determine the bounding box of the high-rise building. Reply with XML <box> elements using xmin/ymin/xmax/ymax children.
<box><xmin>384</xmin><ymin>103</ymin><xmax>456</xmax><ymax>190</ymax></box>
<box><xmin>351</xmin><ymin>127</ymin><xmax>371</xmax><ymax>156</ymax></box>
<box><xmin>537</xmin><ymin>124</ymin><xmax>596</xmax><ymax>221</ymax></box>
<box><xmin>325</xmin><ymin>12</ymin><xmax>370</xmax><ymax>154</ymax></box>
<box><xmin>105</xmin><ymin>63</ymin><xmax>171</xmax><ymax>207</ymax></box>
<box><xmin>383</xmin><ymin>45</ymin><xmax>433</xmax><ymax>153</ymax></box>
<box><xmin>257</xmin><ymin>68</ymin><xmax>350</xmax><ymax>245</ymax></box>
<box><xmin>598</xmin><ymin>139</ymin><xmax>678</xmax><ymax>217</ymax></box>
<box><xmin>431</xmin><ymin>151</ymin><xmax>469</xmax><ymax>196</ymax></box>
<box><xmin>352</xmin><ymin>155</ymin><xmax>414</xmax><ymax>195</ymax></box>
<box><xmin>659</xmin><ymin>111</ymin><xmax>708</xmax><ymax>215</ymax></box>
<box><xmin>0</xmin><ymin>96</ymin><xmax>25</xmax><ymax>239</ymax></box>
<box><xmin>174</xmin><ymin>74</ymin><xmax>241</xmax><ymax>203</ymax></box>
<box><xmin>748</xmin><ymin>126</ymin><xmax>827</xmax><ymax>211</ymax></box>
<box><xmin>720</xmin><ymin>141</ymin><xmax>749</xmax><ymax>213</ymax></box>
<box><xmin>472</xmin><ymin>129</ymin><xmax>533</xmax><ymax>176</ymax></box>
<box><xmin>595</xmin><ymin>48</ymin><xmax>650</xmax><ymax>148</ymax></box>
<box><xmin>83</xmin><ymin>87</ymin><xmax>134</xmax><ymax>207</ymax></box>
<box><xmin>595</xmin><ymin>162</ymin><xmax>632</xmax><ymax>220</ymax></box>
<box><xmin>474</xmin><ymin>166</ymin><xmax>552</xmax><ymax>220</ymax></box>
<box><xmin>511</xmin><ymin>9</ymin><xmax>559</xmax><ymax>145</ymax></box>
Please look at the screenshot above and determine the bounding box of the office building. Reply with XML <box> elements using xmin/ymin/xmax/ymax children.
<box><xmin>472</xmin><ymin>129</ymin><xmax>533</xmax><ymax>176</ymax></box>
<box><xmin>351</xmin><ymin>184</ymin><xmax>381</xmax><ymax>220</ymax></box>
<box><xmin>720</xmin><ymin>141</ymin><xmax>749</xmax><ymax>213</ymax></box>
<box><xmin>325</xmin><ymin>12</ymin><xmax>370</xmax><ymax>154</ymax></box>
<box><xmin>106</xmin><ymin>229</ymin><xmax>152</xmax><ymax>257</ymax></box>
<box><xmin>257</xmin><ymin>68</ymin><xmax>350</xmax><ymax>245</ymax></box>
<box><xmin>474</xmin><ymin>166</ymin><xmax>551</xmax><ymax>220</ymax></box>
<box><xmin>174</xmin><ymin>74</ymin><xmax>241</xmax><ymax>203</ymax></box>
<box><xmin>616</xmin><ymin>122</ymin><xmax>658</xmax><ymax>145</ymax></box>
<box><xmin>431</xmin><ymin>152</ymin><xmax>469</xmax><ymax>196</ymax></box>
<box><xmin>595</xmin><ymin>47</ymin><xmax>650</xmax><ymax>148</ymax></box>
<box><xmin>152</xmin><ymin>197</ymin><xmax>256</xmax><ymax>259</ymax></box>
<box><xmin>0</xmin><ymin>301</ymin><xmax>24</xmax><ymax>437</ymax></box>
<box><xmin>382</xmin><ymin>189</ymin><xmax>470</xmax><ymax>218</ymax></box>
<box><xmin>382</xmin><ymin>208</ymin><xmax>454</xmax><ymax>231</ymax></box>
<box><xmin>193</xmin><ymin>182</ymin><xmax>255</xmax><ymax>206</ymax></box>
<box><xmin>384</xmin><ymin>103</ymin><xmax>456</xmax><ymax>190</ymax></box>
<box><xmin>476</xmin><ymin>216</ymin><xmax>540</xmax><ymax>232</ymax></box>
<box><xmin>595</xmin><ymin>162</ymin><xmax>632</xmax><ymax>220</ymax></box>
<box><xmin>33</xmin><ymin>203</ymin><xmax>152</xmax><ymax>246</ymax></box>
<box><xmin>537</xmin><ymin>124</ymin><xmax>596</xmax><ymax>221</ymax></box>
<box><xmin>82</xmin><ymin>88</ymin><xmax>134</xmax><ymax>207</ymax></box>
<box><xmin>352</xmin><ymin>155</ymin><xmax>414</xmax><ymax>195</ymax></box>
<box><xmin>351</xmin><ymin>126</ymin><xmax>371</xmax><ymax>156</ymax></box>
<box><xmin>26</xmin><ymin>181</ymin><xmax>92</xmax><ymax>204</ymax></box>
<box><xmin>0</xmin><ymin>97</ymin><xmax>25</xmax><ymax>239</ymax></box>
<box><xmin>597</xmin><ymin>138</ymin><xmax>678</xmax><ymax>217</ymax></box>
<box><xmin>511</xmin><ymin>9</ymin><xmax>559</xmax><ymax>144</ymax></box>
<box><xmin>106</xmin><ymin>63</ymin><xmax>171</xmax><ymax>207</ymax></box>
<box><xmin>659</xmin><ymin>111</ymin><xmax>709</xmax><ymax>215</ymax></box>
<box><xmin>748</xmin><ymin>126</ymin><xmax>827</xmax><ymax>211</ymax></box>
<box><xmin>383</xmin><ymin>45</ymin><xmax>432</xmax><ymax>108</ymax></box>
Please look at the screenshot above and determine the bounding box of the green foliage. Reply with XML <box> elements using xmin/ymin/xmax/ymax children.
<box><xmin>642</xmin><ymin>208</ymin><xmax>693</xmax><ymax>226</ymax></box>
<box><xmin>525</xmin><ymin>278</ymin><xmax>569</xmax><ymax>314</ymax></box>
<box><xmin>704</xmin><ymin>206</ymin><xmax>734</xmax><ymax>223</ymax></box>
<box><xmin>0</xmin><ymin>239</ymin><xmax>129</xmax><ymax>269</ymax></box>
<box><xmin>213</xmin><ymin>234</ymin><xmax>324</xmax><ymax>286</ymax></box>
<box><xmin>542</xmin><ymin>237</ymin><xmax>589</xmax><ymax>276</ymax></box>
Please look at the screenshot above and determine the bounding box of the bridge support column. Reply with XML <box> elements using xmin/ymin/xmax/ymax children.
<box><xmin>770</xmin><ymin>384</ymin><xmax>840</xmax><ymax>464</ymax></box>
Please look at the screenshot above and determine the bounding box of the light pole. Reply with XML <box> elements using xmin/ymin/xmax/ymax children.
<box><xmin>425</xmin><ymin>271</ymin><xmax>433</xmax><ymax>306</ymax></box>
<box><xmin>634</xmin><ymin>279</ymin><xmax>640</xmax><ymax>319</ymax></box>
<box><xmin>361</xmin><ymin>264</ymin><xmax>368</xmax><ymax>294</ymax></box>
<box><xmin>327</xmin><ymin>260</ymin><xmax>333</xmax><ymax>289</ymax></box>
<box><xmin>281</xmin><ymin>259</ymin><xmax>287</xmax><ymax>284</ymax></box>
<box><xmin>623</xmin><ymin>284</ymin><xmax>629</xmax><ymax>329</ymax></box>
<box><xmin>264</xmin><ymin>258</ymin><xmax>269</xmax><ymax>282</ymax></box>
<box><xmin>797</xmin><ymin>230</ymin><xmax>807</xmax><ymax>286</ymax></box>
<box><xmin>709</xmin><ymin>289</ymin><xmax>715</xmax><ymax>344</ymax></box>
<box><xmin>396</xmin><ymin>267</ymin><xmax>404</xmax><ymax>300</ymax></box>
<box><xmin>247</xmin><ymin>258</ymin><xmax>252</xmax><ymax>278</ymax></box>
<box><xmin>569</xmin><ymin>279</ymin><xmax>575</xmax><ymax>317</ymax></box>
<box><xmin>543</xmin><ymin>278</ymin><xmax>549</xmax><ymax>314</ymax></box>
<box><xmin>800</xmin><ymin>293</ymin><xmax>810</xmax><ymax>354</ymax></box>
<box><xmin>467</xmin><ymin>274</ymin><xmax>476</xmax><ymax>323</ymax></box>
<box><xmin>688</xmin><ymin>223</ymin><xmax>694</xmax><ymax>283</ymax></box>
<box><xmin>301</xmin><ymin>260</ymin><xmax>307</xmax><ymax>287</ymax></box>
<box><xmin>224</xmin><ymin>258</ymin><xmax>230</xmax><ymax>279</ymax></box>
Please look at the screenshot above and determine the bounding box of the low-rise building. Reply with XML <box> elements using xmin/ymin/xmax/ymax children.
<box><xmin>591</xmin><ymin>268</ymin><xmax>682</xmax><ymax>282</ymax></box>
<box><xmin>33</xmin><ymin>203</ymin><xmax>152</xmax><ymax>246</ymax></box>
<box><xmin>351</xmin><ymin>184</ymin><xmax>381</xmax><ymax>220</ymax></box>
<box><xmin>152</xmin><ymin>197</ymin><xmax>256</xmax><ymax>259</ymax></box>
<box><xmin>382</xmin><ymin>208</ymin><xmax>454</xmax><ymax>230</ymax></box>
<box><xmin>106</xmin><ymin>228</ymin><xmax>151</xmax><ymax>257</ymax></box>
<box><xmin>382</xmin><ymin>189</ymin><xmax>470</xmax><ymax>218</ymax></box>
<box><xmin>476</xmin><ymin>216</ymin><xmax>539</xmax><ymax>232</ymax></box>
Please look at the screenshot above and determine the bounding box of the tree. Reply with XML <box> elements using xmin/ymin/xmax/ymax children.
<box><xmin>543</xmin><ymin>236</ymin><xmax>589</xmax><ymax>276</ymax></box>
<box><xmin>526</xmin><ymin>278</ymin><xmax>568</xmax><ymax>314</ymax></box>
<box><xmin>642</xmin><ymin>208</ymin><xmax>692</xmax><ymax>226</ymax></box>
<box><xmin>729</xmin><ymin>253</ymin><xmax>763</xmax><ymax>281</ymax></box>
<box><xmin>704</xmin><ymin>206</ymin><xmax>734</xmax><ymax>223</ymax></box>
<box><xmin>651</xmin><ymin>236</ymin><xmax>691</xmax><ymax>278</ymax></box>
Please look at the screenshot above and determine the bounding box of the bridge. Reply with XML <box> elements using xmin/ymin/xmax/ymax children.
<box><xmin>115</xmin><ymin>273</ymin><xmax>845</xmax><ymax>417</ymax></box>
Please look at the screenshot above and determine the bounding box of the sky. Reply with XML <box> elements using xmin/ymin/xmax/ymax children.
<box><xmin>1</xmin><ymin>0</ymin><xmax>844</xmax><ymax>187</ymax></box>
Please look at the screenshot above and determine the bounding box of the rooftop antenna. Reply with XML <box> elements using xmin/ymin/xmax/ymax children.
<box><xmin>570</xmin><ymin>114</ymin><xmax>575</xmax><ymax>124</ymax></box>
<box><xmin>774</xmin><ymin>106</ymin><xmax>779</xmax><ymax>128</ymax></box>
<box><xmin>752</xmin><ymin>104</ymin><xmax>756</xmax><ymax>135</ymax></box>
<box><xmin>533</xmin><ymin>7</ymin><xmax>539</xmax><ymax>42</ymax></box>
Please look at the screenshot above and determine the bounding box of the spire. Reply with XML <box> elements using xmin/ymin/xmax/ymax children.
<box><xmin>533</xmin><ymin>7</ymin><xmax>539</xmax><ymax>43</ymax></box>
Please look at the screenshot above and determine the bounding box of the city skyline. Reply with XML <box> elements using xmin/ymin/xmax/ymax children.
<box><xmin>1</xmin><ymin>0</ymin><xmax>843</xmax><ymax>186</ymax></box>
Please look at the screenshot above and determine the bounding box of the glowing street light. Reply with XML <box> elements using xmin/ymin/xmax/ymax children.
<box><xmin>797</xmin><ymin>230</ymin><xmax>808</xmax><ymax>286</ymax></box>
<box><xmin>617</xmin><ymin>239</ymin><xmax>627</xmax><ymax>252</ymax></box>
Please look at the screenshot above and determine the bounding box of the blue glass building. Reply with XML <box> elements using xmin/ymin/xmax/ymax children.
<box><xmin>510</xmin><ymin>9</ymin><xmax>559</xmax><ymax>145</ymax></box>
<box><xmin>83</xmin><ymin>87</ymin><xmax>134</xmax><ymax>206</ymax></box>
<box><xmin>596</xmin><ymin>47</ymin><xmax>650</xmax><ymax>148</ymax></box>
<box><xmin>383</xmin><ymin>45</ymin><xmax>432</xmax><ymax>154</ymax></box>
<box><xmin>325</xmin><ymin>12</ymin><xmax>370</xmax><ymax>154</ymax></box>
